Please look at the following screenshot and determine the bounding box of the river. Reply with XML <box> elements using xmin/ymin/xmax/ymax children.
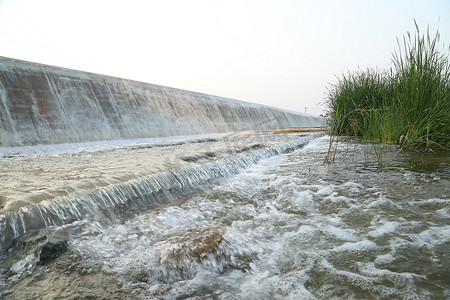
<box><xmin>0</xmin><ymin>133</ymin><xmax>448</xmax><ymax>299</ymax></box>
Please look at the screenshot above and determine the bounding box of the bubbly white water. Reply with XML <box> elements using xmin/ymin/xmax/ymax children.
<box><xmin>1</xmin><ymin>135</ymin><xmax>449</xmax><ymax>299</ymax></box>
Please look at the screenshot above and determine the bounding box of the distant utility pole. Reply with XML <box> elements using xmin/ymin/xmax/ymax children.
<box><xmin>304</xmin><ymin>107</ymin><xmax>307</xmax><ymax>114</ymax></box>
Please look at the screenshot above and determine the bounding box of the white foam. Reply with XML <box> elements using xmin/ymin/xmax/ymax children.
<box><xmin>368</xmin><ymin>221</ymin><xmax>400</xmax><ymax>238</ymax></box>
<box><xmin>436</xmin><ymin>207</ymin><xmax>450</xmax><ymax>218</ymax></box>
<box><xmin>9</xmin><ymin>254</ymin><xmax>38</xmax><ymax>274</ymax></box>
<box><xmin>300</xmin><ymin>135</ymin><xmax>329</xmax><ymax>151</ymax></box>
<box><xmin>359</xmin><ymin>262</ymin><xmax>426</xmax><ymax>281</ymax></box>
<box><xmin>415</xmin><ymin>225</ymin><xmax>450</xmax><ymax>245</ymax></box>
<box><xmin>323</xmin><ymin>224</ymin><xmax>359</xmax><ymax>242</ymax></box>
<box><xmin>374</xmin><ymin>253</ymin><xmax>395</xmax><ymax>265</ymax></box>
<box><xmin>332</xmin><ymin>240</ymin><xmax>378</xmax><ymax>252</ymax></box>
<box><xmin>296</xmin><ymin>225</ymin><xmax>317</xmax><ymax>235</ymax></box>
<box><xmin>315</xmin><ymin>185</ymin><xmax>335</xmax><ymax>196</ymax></box>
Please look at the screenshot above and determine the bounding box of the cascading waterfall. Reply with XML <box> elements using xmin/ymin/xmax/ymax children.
<box><xmin>0</xmin><ymin>134</ymin><xmax>318</xmax><ymax>254</ymax></box>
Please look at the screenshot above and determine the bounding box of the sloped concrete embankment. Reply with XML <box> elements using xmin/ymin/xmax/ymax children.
<box><xmin>0</xmin><ymin>56</ymin><xmax>323</xmax><ymax>146</ymax></box>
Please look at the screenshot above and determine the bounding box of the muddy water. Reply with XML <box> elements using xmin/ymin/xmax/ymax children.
<box><xmin>0</xmin><ymin>135</ymin><xmax>449</xmax><ymax>299</ymax></box>
<box><xmin>0</xmin><ymin>133</ymin><xmax>293</xmax><ymax>212</ymax></box>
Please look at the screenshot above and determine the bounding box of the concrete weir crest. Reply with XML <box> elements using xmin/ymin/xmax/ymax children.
<box><xmin>0</xmin><ymin>56</ymin><xmax>323</xmax><ymax>147</ymax></box>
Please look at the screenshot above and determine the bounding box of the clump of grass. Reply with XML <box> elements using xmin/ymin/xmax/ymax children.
<box><xmin>325</xmin><ymin>22</ymin><xmax>449</xmax><ymax>156</ymax></box>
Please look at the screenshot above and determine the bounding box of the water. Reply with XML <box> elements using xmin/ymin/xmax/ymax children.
<box><xmin>1</xmin><ymin>134</ymin><xmax>449</xmax><ymax>299</ymax></box>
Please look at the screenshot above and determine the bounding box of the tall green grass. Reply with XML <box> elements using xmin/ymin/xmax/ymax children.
<box><xmin>326</xmin><ymin>22</ymin><xmax>449</xmax><ymax>153</ymax></box>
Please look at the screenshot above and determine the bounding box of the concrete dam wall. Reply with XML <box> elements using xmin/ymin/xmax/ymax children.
<box><xmin>0</xmin><ymin>56</ymin><xmax>323</xmax><ymax>147</ymax></box>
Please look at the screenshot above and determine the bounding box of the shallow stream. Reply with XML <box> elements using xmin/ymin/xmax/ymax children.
<box><xmin>0</xmin><ymin>134</ymin><xmax>448</xmax><ymax>299</ymax></box>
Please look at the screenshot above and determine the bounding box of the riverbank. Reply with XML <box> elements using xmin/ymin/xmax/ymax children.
<box><xmin>325</xmin><ymin>23</ymin><xmax>449</xmax><ymax>152</ymax></box>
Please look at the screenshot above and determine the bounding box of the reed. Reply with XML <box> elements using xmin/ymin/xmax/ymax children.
<box><xmin>325</xmin><ymin>22</ymin><xmax>450</xmax><ymax>152</ymax></box>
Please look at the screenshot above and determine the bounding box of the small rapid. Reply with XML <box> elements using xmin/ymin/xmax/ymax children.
<box><xmin>0</xmin><ymin>134</ymin><xmax>315</xmax><ymax>253</ymax></box>
<box><xmin>1</xmin><ymin>134</ymin><xmax>449</xmax><ymax>299</ymax></box>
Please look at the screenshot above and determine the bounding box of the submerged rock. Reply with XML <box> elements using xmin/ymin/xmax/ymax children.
<box><xmin>4</xmin><ymin>228</ymin><xmax>70</xmax><ymax>274</ymax></box>
<box><xmin>39</xmin><ymin>239</ymin><xmax>68</xmax><ymax>265</ymax></box>
<box><xmin>120</xmin><ymin>226</ymin><xmax>233</xmax><ymax>285</ymax></box>
<box><xmin>166</xmin><ymin>226</ymin><xmax>225</xmax><ymax>261</ymax></box>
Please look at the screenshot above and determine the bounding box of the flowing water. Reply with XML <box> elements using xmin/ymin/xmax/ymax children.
<box><xmin>0</xmin><ymin>134</ymin><xmax>449</xmax><ymax>299</ymax></box>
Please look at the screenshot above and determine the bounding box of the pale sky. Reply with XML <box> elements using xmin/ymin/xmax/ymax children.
<box><xmin>0</xmin><ymin>0</ymin><xmax>449</xmax><ymax>116</ymax></box>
